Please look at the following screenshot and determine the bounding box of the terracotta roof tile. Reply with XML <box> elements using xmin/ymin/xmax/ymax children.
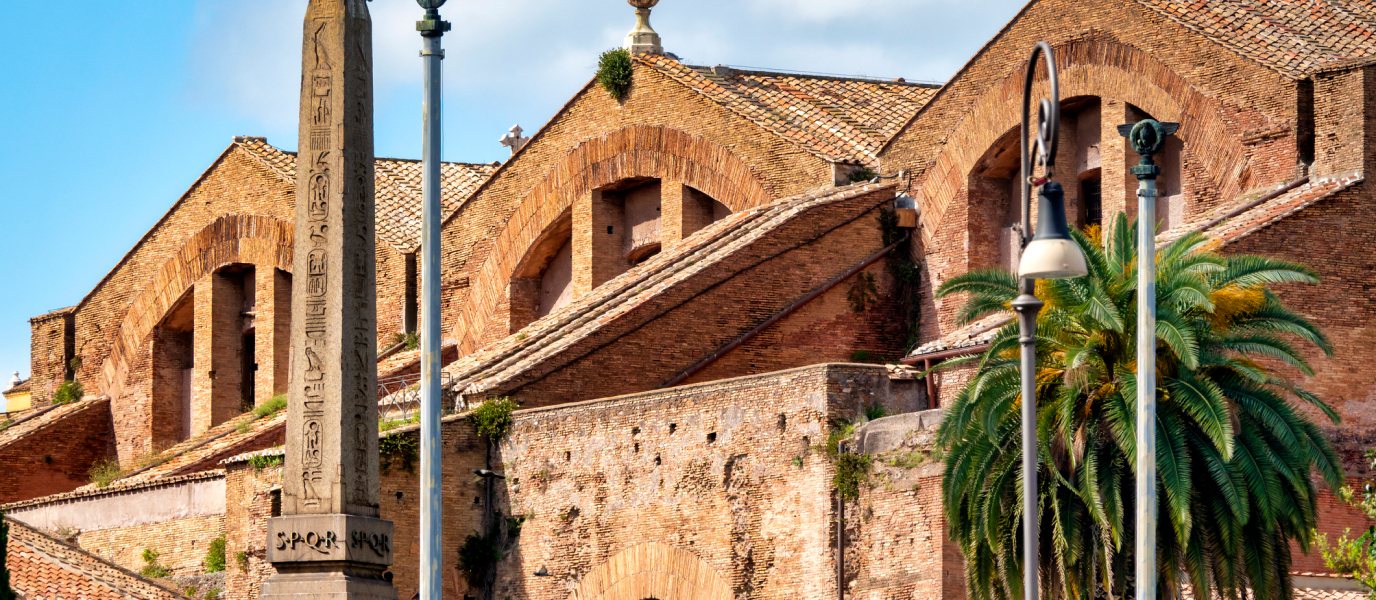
<box><xmin>0</xmin><ymin>397</ymin><xmax>107</xmax><ymax>451</ymax></box>
<box><xmin>235</xmin><ymin>138</ymin><xmax>498</xmax><ymax>253</ymax></box>
<box><xmin>94</xmin><ymin>410</ymin><xmax>286</xmax><ymax>487</ymax></box>
<box><xmin>1138</xmin><ymin>0</ymin><xmax>1376</xmax><ymax>78</ymax></box>
<box><xmin>637</xmin><ymin>56</ymin><xmax>938</xmax><ymax>164</ymax></box>
<box><xmin>1157</xmin><ymin>175</ymin><xmax>1363</xmax><ymax>246</ymax></box>
<box><xmin>6</xmin><ymin>517</ymin><xmax>186</xmax><ymax>600</ymax></box>
<box><xmin>908</xmin><ymin>314</ymin><xmax>1013</xmax><ymax>359</ymax></box>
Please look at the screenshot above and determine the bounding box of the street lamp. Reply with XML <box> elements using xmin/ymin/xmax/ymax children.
<box><xmin>416</xmin><ymin>2</ymin><xmax>451</xmax><ymax>600</ymax></box>
<box><xmin>1116</xmin><ymin>118</ymin><xmax>1177</xmax><ymax>600</ymax></box>
<box><xmin>1013</xmin><ymin>42</ymin><xmax>1088</xmax><ymax>600</ymax></box>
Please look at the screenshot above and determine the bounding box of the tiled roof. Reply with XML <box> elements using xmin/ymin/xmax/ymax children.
<box><xmin>1158</xmin><ymin>175</ymin><xmax>1364</xmax><ymax>246</ymax></box>
<box><xmin>94</xmin><ymin>410</ymin><xmax>285</xmax><ymax>488</ymax></box>
<box><xmin>2</xmin><ymin>471</ymin><xmax>223</xmax><ymax>513</ymax></box>
<box><xmin>637</xmin><ymin>55</ymin><xmax>939</xmax><ymax>165</ymax></box>
<box><xmin>439</xmin><ymin>180</ymin><xmax>899</xmax><ymax>397</ymax></box>
<box><xmin>0</xmin><ymin>397</ymin><xmax>107</xmax><ymax>450</ymax></box>
<box><xmin>909</xmin><ymin>314</ymin><xmax>1013</xmax><ymax>359</ymax></box>
<box><xmin>6</xmin><ymin>517</ymin><xmax>185</xmax><ymax>600</ymax></box>
<box><xmin>1137</xmin><ymin>0</ymin><xmax>1376</xmax><ymax>79</ymax></box>
<box><xmin>235</xmin><ymin>138</ymin><xmax>498</xmax><ymax>253</ymax></box>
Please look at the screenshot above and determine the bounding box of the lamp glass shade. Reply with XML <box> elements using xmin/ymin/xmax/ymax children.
<box><xmin>1018</xmin><ymin>182</ymin><xmax>1089</xmax><ymax>280</ymax></box>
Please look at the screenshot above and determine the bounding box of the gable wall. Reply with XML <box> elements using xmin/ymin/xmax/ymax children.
<box><xmin>438</xmin><ymin>65</ymin><xmax>836</xmax><ymax>354</ymax></box>
<box><xmin>880</xmin><ymin>0</ymin><xmax>1304</xmax><ymax>344</ymax></box>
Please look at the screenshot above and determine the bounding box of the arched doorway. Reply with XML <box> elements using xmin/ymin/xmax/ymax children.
<box><xmin>571</xmin><ymin>543</ymin><xmax>733</xmax><ymax>600</ymax></box>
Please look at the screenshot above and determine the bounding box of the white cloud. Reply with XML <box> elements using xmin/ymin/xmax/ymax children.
<box><xmin>182</xmin><ymin>0</ymin><xmax>1025</xmax><ymax>157</ymax></box>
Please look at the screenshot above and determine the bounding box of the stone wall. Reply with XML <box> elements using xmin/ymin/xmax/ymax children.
<box><xmin>76</xmin><ymin>515</ymin><xmax>225</xmax><ymax>578</ymax></box>
<box><xmin>486</xmin><ymin>364</ymin><xmax>897</xmax><ymax>600</ymax></box>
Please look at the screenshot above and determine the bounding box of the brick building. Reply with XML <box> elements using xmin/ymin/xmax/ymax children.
<box><xmin>4</xmin><ymin>0</ymin><xmax>1376</xmax><ymax>598</ymax></box>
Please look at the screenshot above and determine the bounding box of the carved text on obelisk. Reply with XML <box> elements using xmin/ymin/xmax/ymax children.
<box><xmin>300</xmin><ymin>14</ymin><xmax>334</xmax><ymax>509</ymax></box>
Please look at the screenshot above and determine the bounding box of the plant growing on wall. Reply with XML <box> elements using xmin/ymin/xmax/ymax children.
<box><xmin>380</xmin><ymin>432</ymin><xmax>419</xmax><ymax>474</ymax></box>
<box><xmin>472</xmin><ymin>398</ymin><xmax>516</xmax><ymax>442</ymax></box>
<box><xmin>139</xmin><ymin>548</ymin><xmax>171</xmax><ymax>579</ymax></box>
<box><xmin>597</xmin><ymin>48</ymin><xmax>634</xmax><ymax>101</ymax></box>
<box><xmin>846</xmin><ymin>272</ymin><xmax>879</xmax><ymax>313</ymax></box>
<box><xmin>935</xmin><ymin>215</ymin><xmax>1341</xmax><ymax>600</ymax></box>
<box><xmin>1317</xmin><ymin>449</ymin><xmax>1376</xmax><ymax>598</ymax></box>
<box><xmin>52</xmin><ymin>379</ymin><xmax>84</xmax><ymax>405</ymax></box>
<box><xmin>89</xmin><ymin>458</ymin><xmax>123</xmax><ymax>488</ymax></box>
<box><xmin>203</xmin><ymin>536</ymin><xmax>227</xmax><ymax>573</ymax></box>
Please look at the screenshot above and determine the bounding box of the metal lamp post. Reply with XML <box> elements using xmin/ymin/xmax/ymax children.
<box><xmin>1116</xmin><ymin>118</ymin><xmax>1178</xmax><ymax>600</ymax></box>
<box><xmin>1014</xmin><ymin>42</ymin><xmax>1090</xmax><ymax>600</ymax></box>
<box><xmin>416</xmin><ymin>2</ymin><xmax>451</xmax><ymax>600</ymax></box>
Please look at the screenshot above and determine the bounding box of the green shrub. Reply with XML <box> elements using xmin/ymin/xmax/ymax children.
<box><xmin>596</xmin><ymin>48</ymin><xmax>634</xmax><ymax>101</ymax></box>
<box><xmin>390</xmin><ymin>332</ymin><xmax>420</xmax><ymax>351</ymax></box>
<box><xmin>204</xmin><ymin>536</ymin><xmax>226</xmax><ymax>573</ymax></box>
<box><xmin>379</xmin><ymin>414</ymin><xmax>420</xmax><ymax>432</ymax></box>
<box><xmin>53</xmin><ymin>380</ymin><xmax>84</xmax><ymax>405</ymax></box>
<box><xmin>89</xmin><ymin>458</ymin><xmax>123</xmax><ymax>488</ymax></box>
<box><xmin>457</xmin><ymin>532</ymin><xmax>503</xmax><ymax>587</ymax></box>
<box><xmin>834</xmin><ymin>452</ymin><xmax>873</xmax><ymax>501</ymax></box>
<box><xmin>846</xmin><ymin>272</ymin><xmax>879</xmax><ymax>313</ymax></box>
<box><xmin>234</xmin><ymin>551</ymin><xmax>249</xmax><ymax>572</ymax></box>
<box><xmin>253</xmin><ymin>395</ymin><xmax>287</xmax><ymax>419</ymax></box>
<box><xmin>380</xmin><ymin>432</ymin><xmax>419</xmax><ymax>474</ymax></box>
<box><xmin>139</xmin><ymin>548</ymin><xmax>171</xmax><ymax>579</ymax></box>
<box><xmin>471</xmin><ymin>398</ymin><xmax>516</xmax><ymax>441</ymax></box>
<box><xmin>863</xmin><ymin>404</ymin><xmax>887</xmax><ymax>421</ymax></box>
<box><xmin>847</xmin><ymin>167</ymin><xmax>878</xmax><ymax>184</ymax></box>
<box><xmin>248</xmin><ymin>452</ymin><xmax>284</xmax><ymax>472</ymax></box>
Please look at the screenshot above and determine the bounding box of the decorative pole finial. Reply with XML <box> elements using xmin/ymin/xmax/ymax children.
<box><xmin>624</xmin><ymin>0</ymin><xmax>663</xmax><ymax>55</ymax></box>
<box><xmin>416</xmin><ymin>0</ymin><xmax>451</xmax><ymax>36</ymax></box>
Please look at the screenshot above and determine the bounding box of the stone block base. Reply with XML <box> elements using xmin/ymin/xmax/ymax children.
<box><xmin>261</xmin><ymin>571</ymin><xmax>397</xmax><ymax>600</ymax></box>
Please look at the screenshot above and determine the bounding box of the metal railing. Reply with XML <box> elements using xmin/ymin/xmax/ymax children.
<box><xmin>377</xmin><ymin>371</ymin><xmax>459</xmax><ymax>422</ymax></box>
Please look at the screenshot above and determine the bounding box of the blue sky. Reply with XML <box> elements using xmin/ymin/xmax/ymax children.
<box><xmin>0</xmin><ymin>0</ymin><xmax>1026</xmax><ymax>383</ymax></box>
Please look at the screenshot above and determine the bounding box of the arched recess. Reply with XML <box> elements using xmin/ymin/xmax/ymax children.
<box><xmin>452</xmin><ymin>125</ymin><xmax>772</xmax><ymax>354</ymax></box>
<box><xmin>570</xmin><ymin>542</ymin><xmax>733</xmax><ymax>600</ymax></box>
<box><xmin>98</xmin><ymin>215</ymin><xmax>294</xmax><ymax>400</ymax></box>
<box><xmin>913</xmin><ymin>37</ymin><xmax>1254</xmax><ymax>249</ymax></box>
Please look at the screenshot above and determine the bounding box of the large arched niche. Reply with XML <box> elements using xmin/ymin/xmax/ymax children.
<box><xmin>98</xmin><ymin>215</ymin><xmax>293</xmax><ymax>401</ymax></box>
<box><xmin>913</xmin><ymin>37</ymin><xmax>1253</xmax><ymax>249</ymax></box>
<box><xmin>452</xmin><ymin>125</ymin><xmax>772</xmax><ymax>354</ymax></box>
<box><xmin>570</xmin><ymin>542</ymin><xmax>733</xmax><ymax>600</ymax></box>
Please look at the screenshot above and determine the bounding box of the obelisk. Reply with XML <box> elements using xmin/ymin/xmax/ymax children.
<box><xmin>263</xmin><ymin>0</ymin><xmax>395</xmax><ymax>598</ymax></box>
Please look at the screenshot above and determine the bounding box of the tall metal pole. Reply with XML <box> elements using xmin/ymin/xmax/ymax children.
<box><xmin>1120</xmin><ymin>118</ymin><xmax>1175</xmax><ymax>600</ymax></box>
<box><xmin>417</xmin><ymin>3</ymin><xmax>451</xmax><ymax>600</ymax></box>
<box><xmin>1135</xmin><ymin>170</ymin><xmax>1157</xmax><ymax>600</ymax></box>
<box><xmin>1016</xmin><ymin>41</ymin><xmax>1060</xmax><ymax>600</ymax></box>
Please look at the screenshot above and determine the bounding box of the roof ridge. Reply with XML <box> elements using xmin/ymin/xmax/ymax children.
<box><xmin>0</xmin><ymin>397</ymin><xmax>108</xmax><ymax>452</ymax></box>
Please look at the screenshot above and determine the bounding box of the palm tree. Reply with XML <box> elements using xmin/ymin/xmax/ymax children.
<box><xmin>934</xmin><ymin>214</ymin><xmax>1342</xmax><ymax>600</ymax></box>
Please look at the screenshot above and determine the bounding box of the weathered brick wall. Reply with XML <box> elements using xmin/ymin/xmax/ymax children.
<box><xmin>881</xmin><ymin>0</ymin><xmax>1304</xmax><ymax>342</ymax></box>
<box><xmin>75</xmin><ymin>514</ymin><xmax>225</xmax><ymax>578</ymax></box>
<box><xmin>0</xmin><ymin>399</ymin><xmax>115</xmax><ymax>504</ymax></box>
<box><xmin>28</xmin><ymin>309</ymin><xmax>74</xmax><ymax>407</ymax></box>
<box><xmin>850</xmin><ymin>467</ymin><xmax>962</xmax><ymax>600</ymax></box>
<box><xmin>376</xmin><ymin>242</ymin><xmax>410</xmax><ymax>348</ymax></box>
<box><xmin>224</xmin><ymin>461</ymin><xmax>281</xmax><ymax>600</ymax></box>
<box><xmin>376</xmin><ymin>420</ymin><xmax>488</xmax><ymax>599</ymax></box>
<box><xmin>486</xmin><ymin>189</ymin><xmax>910</xmax><ymax>408</ymax></box>
<box><xmin>1310</xmin><ymin>65</ymin><xmax>1375</xmax><ymax>180</ymax></box>
<box><xmin>439</xmin><ymin>64</ymin><xmax>837</xmax><ymax>354</ymax></box>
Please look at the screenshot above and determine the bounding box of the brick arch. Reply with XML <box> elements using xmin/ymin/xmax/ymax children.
<box><xmin>98</xmin><ymin>215</ymin><xmax>294</xmax><ymax>398</ymax></box>
<box><xmin>914</xmin><ymin>37</ymin><xmax>1252</xmax><ymax>247</ymax></box>
<box><xmin>452</xmin><ymin>125</ymin><xmax>772</xmax><ymax>353</ymax></box>
<box><xmin>570</xmin><ymin>542</ymin><xmax>733</xmax><ymax>600</ymax></box>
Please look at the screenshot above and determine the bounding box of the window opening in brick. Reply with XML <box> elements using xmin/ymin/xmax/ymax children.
<box><xmin>654</xmin><ymin>454</ymin><xmax>661</xmax><ymax>466</ymax></box>
<box><xmin>706</xmin><ymin>432</ymin><xmax>717</xmax><ymax>444</ymax></box>
<box><xmin>270</xmin><ymin>489</ymin><xmax>282</xmax><ymax>517</ymax></box>
<box><xmin>1297</xmin><ymin>78</ymin><xmax>1315</xmax><ymax>167</ymax></box>
<box><xmin>631</xmin><ymin>427</ymin><xmax>640</xmax><ymax>436</ymax></box>
<box><xmin>607</xmin><ymin>226</ymin><xmax>614</xmax><ymax>235</ymax></box>
<box><xmin>777</xmin><ymin>414</ymin><xmax>787</xmax><ymax>433</ymax></box>
<box><xmin>403</xmin><ymin>252</ymin><xmax>418</xmax><ymax>334</ymax></box>
<box><xmin>1081</xmin><ymin>175</ymin><xmax>1102</xmax><ymax>228</ymax></box>
<box><xmin>152</xmin><ymin>291</ymin><xmax>195</xmax><ymax>446</ymax></box>
<box><xmin>634</xmin><ymin>442</ymin><xmax>641</xmax><ymax>453</ymax></box>
<box><xmin>564</xmin><ymin>451</ymin><xmax>571</xmax><ymax>462</ymax></box>
<box><xmin>669</xmin><ymin>423</ymin><xmax>677</xmax><ymax>435</ymax></box>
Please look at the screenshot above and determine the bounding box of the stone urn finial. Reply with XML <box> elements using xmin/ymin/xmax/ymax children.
<box><xmin>624</xmin><ymin>0</ymin><xmax>663</xmax><ymax>55</ymax></box>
